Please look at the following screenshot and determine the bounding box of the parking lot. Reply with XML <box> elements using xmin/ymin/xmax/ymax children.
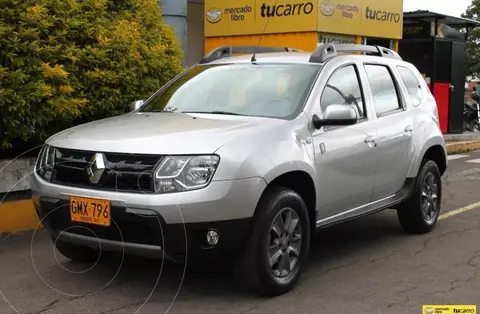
<box><xmin>1</xmin><ymin>151</ymin><xmax>480</xmax><ymax>314</ymax></box>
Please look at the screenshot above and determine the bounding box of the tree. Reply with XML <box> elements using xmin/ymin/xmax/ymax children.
<box><xmin>0</xmin><ymin>0</ymin><xmax>184</xmax><ymax>149</ymax></box>
<box><xmin>462</xmin><ymin>0</ymin><xmax>480</xmax><ymax>77</ymax></box>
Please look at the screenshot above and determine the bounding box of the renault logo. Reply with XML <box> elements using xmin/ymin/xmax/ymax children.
<box><xmin>86</xmin><ymin>153</ymin><xmax>106</xmax><ymax>184</ymax></box>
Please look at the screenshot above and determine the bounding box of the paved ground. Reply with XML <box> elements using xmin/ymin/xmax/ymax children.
<box><xmin>1</xmin><ymin>152</ymin><xmax>480</xmax><ymax>314</ymax></box>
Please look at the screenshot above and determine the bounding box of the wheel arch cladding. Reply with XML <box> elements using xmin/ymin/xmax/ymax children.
<box><xmin>259</xmin><ymin>171</ymin><xmax>317</xmax><ymax>235</ymax></box>
<box><xmin>423</xmin><ymin>145</ymin><xmax>447</xmax><ymax>176</ymax></box>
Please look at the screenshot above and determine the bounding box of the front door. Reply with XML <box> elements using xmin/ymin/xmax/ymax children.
<box><xmin>312</xmin><ymin>64</ymin><xmax>378</xmax><ymax>222</ymax></box>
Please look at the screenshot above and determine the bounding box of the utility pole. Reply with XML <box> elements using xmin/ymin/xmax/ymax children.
<box><xmin>160</xmin><ymin>0</ymin><xmax>188</xmax><ymax>65</ymax></box>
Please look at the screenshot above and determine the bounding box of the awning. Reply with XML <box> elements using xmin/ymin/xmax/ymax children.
<box><xmin>404</xmin><ymin>10</ymin><xmax>480</xmax><ymax>29</ymax></box>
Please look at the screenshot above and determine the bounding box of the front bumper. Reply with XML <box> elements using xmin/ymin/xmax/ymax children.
<box><xmin>31</xmin><ymin>173</ymin><xmax>266</xmax><ymax>262</ymax></box>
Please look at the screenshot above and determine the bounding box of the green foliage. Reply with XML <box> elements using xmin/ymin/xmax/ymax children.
<box><xmin>0</xmin><ymin>0</ymin><xmax>184</xmax><ymax>148</ymax></box>
<box><xmin>462</xmin><ymin>0</ymin><xmax>480</xmax><ymax>77</ymax></box>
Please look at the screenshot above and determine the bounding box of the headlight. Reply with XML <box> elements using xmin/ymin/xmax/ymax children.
<box><xmin>154</xmin><ymin>155</ymin><xmax>220</xmax><ymax>193</ymax></box>
<box><xmin>36</xmin><ymin>145</ymin><xmax>56</xmax><ymax>182</ymax></box>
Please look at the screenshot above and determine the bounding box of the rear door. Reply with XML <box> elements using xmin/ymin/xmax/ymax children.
<box><xmin>361</xmin><ymin>63</ymin><xmax>415</xmax><ymax>201</ymax></box>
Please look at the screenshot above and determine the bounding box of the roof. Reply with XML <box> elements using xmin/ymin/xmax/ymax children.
<box><xmin>207</xmin><ymin>52</ymin><xmax>315</xmax><ymax>65</ymax></box>
<box><xmin>205</xmin><ymin>51</ymin><xmax>404</xmax><ymax>67</ymax></box>
<box><xmin>404</xmin><ymin>10</ymin><xmax>480</xmax><ymax>28</ymax></box>
<box><xmin>202</xmin><ymin>44</ymin><xmax>404</xmax><ymax>66</ymax></box>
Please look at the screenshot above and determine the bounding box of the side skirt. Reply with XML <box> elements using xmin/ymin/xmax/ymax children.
<box><xmin>315</xmin><ymin>177</ymin><xmax>416</xmax><ymax>230</ymax></box>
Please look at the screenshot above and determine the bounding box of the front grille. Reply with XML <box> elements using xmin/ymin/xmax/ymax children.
<box><xmin>50</xmin><ymin>148</ymin><xmax>163</xmax><ymax>193</ymax></box>
<box><xmin>43</xmin><ymin>200</ymin><xmax>164</xmax><ymax>246</ymax></box>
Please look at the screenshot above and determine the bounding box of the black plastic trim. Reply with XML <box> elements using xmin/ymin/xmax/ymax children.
<box><xmin>316</xmin><ymin>177</ymin><xmax>416</xmax><ymax>231</ymax></box>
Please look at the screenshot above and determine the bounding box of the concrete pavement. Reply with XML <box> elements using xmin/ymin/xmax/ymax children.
<box><xmin>1</xmin><ymin>152</ymin><xmax>480</xmax><ymax>314</ymax></box>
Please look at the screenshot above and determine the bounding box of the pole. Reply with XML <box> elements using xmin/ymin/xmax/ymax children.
<box><xmin>160</xmin><ymin>0</ymin><xmax>188</xmax><ymax>66</ymax></box>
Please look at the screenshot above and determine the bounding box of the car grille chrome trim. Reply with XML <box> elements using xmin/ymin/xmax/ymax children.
<box><xmin>50</xmin><ymin>147</ymin><xmax>163</xmax><ymax>193</ymax></box>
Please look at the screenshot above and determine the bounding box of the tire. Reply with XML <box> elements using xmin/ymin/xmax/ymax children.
<box><xmin>234</xmin><ymin>186</ymin><xmax>311</xmax><ymax>297</ymax></box>
<box><xmin>468</xmin><ymin>120</ymin><xmax>480</xmax><ymax>132</ymax></box>
<box><xmin>55</xmin><ymin>239</ymin><xmax>102</xmax><ymax>263</ymax></box>
<box><xmin>397</xmin><ymin>159</ymin><xmax>442</xmax><ymax>234</ymax></box>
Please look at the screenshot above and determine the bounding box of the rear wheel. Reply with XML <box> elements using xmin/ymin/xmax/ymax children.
<box><xmin>397</xmin><ymin>159</ymin><xmax>442</xmax><ymax>234</ymax></box>
<box><xmin>234</xmin><ymin>187</ymin><xmax>311</xmax><ymax>297</ymax></box>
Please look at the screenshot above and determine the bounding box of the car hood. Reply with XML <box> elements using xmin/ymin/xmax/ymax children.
<box><xmin>46</xmin><ymin>112</ymin><xmax>285</xmax><ymax>154</ymax></box>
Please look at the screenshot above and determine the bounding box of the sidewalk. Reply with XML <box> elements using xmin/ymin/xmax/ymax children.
<box><xmin>444</xmin><ymin>132</ymin><xmax>480</xmax><ymax>143</ymax></box>
<box><xmin>445</xmin><ymin>133</ymin><xmax>480</xmax><ymax>154</ymax></box>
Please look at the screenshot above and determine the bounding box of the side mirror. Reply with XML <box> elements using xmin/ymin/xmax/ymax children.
<box><xmin>130</xmin><ymin>100</ymin><xmax>144</xmax><ymax>112</ymax></box>
<box><xmin>312</xmin><ymin>104</ymin><xmax>357</xmax><ymax>130</ymax></box>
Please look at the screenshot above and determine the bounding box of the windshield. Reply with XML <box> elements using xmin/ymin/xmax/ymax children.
<box><xmin>140</xmin><ymin>63</ymin><xmax>321</xmax><ymax>119</ymax></box>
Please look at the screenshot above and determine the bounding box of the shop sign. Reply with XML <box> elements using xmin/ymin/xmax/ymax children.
<box><xmin>205</xmin><ymin>0</ymin><xmax>318</xmax><ymax>37</ymax></box>
<box><xmin>403</xmin><ymin>22</ymin><xmax>431</xmax><ymax>38</ymax></box>
<box><xmin>318</xmin><ymin>33</ymin><xmax>355</xmax><ymax>44</ymax></box>
<box><xmin>317</xmin><ymin>0</ymin><xmax>404</xmax><ymax>39</ymax></box>
<box><xmin>402</xmin><ymin>22</ymin><xmax>465</xmax><ymax>41</ymax></box>
<box><xmin>205</xmin><ymin>0</ymin><xmax>403</xmax><ymax>39</ymax></box>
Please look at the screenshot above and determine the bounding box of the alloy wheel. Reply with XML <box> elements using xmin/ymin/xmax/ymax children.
<box><xmin>421</xmin><ymin>172</ymin><xmax>439</xmax><ymax>221</ymax></box>
<box><xmin>267</xmin><ymin>207</ymin><xmax>302</xmax><ymax>278</ymax></box>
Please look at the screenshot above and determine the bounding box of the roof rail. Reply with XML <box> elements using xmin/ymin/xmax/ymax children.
<box><xmin>199</xmin><ymin>45</ymin><xmax>303</xmax><ymax>64</ymax></box>
<box><xmin>309</xmin><ymin>43</ymin><xmax>402</xmax><ymax>63</ymax></box>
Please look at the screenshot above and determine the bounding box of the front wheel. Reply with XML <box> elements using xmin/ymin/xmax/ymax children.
<box><xmin>234</xmin><ymin>187</ymin><xmax>311</xmax><ymax>297</ymax></box>
<box><xmin>397</xmin><ymin>160</ymin><xmax>442</xmax><ymax>234</ymax></box>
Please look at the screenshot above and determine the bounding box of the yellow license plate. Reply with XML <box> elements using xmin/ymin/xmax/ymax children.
<box><xmin>70</xmin><ymin>196</ymin><xmax>111</xmax><ymax>227</ymax></box>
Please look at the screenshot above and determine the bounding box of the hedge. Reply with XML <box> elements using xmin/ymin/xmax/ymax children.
<box><xmin>0</xmin><ymin>0</ymin><xmax>184</xmax><ymax>150</ymax></box>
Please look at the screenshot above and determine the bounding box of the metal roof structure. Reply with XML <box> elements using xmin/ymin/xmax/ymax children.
<box><xmin>404</xmin><ymin>10</ymin><xmax>480</xmax><ymax>29</ymax></box>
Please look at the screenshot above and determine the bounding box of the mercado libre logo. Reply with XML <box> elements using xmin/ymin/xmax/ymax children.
<box><xmin>206</xmin><ymin>8</ymin><xmax>223</xmax><ymax>23</ymax></box>
<box><xmin>320</xmin><ymin>1</ymin><xmax>335</xmax><ymax>16</ymax></box>
<box><xmin>320</xmin><ymin>1</ymin><xmax>359</xmax><ymax>18</ymax></box>
<box><xmin>206</xmin><ymin>5</ymin><xmax>253</xmax><ymax>23</ymax></box>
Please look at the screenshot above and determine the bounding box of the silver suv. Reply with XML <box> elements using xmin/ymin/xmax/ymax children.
<box><xmin>31</xmin><ymin>44</ymin><xmax>447</xmax><ymax>297</ymax></box>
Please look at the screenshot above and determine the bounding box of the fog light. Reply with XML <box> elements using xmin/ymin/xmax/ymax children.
<box><xmin>206</xmin><ymin>230</ymin><xmax>219</xmax><ymax>246</ymax></box>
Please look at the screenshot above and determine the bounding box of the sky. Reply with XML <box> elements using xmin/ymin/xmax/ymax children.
<box><xmin>403</xmin><ymin>0</ymin><xmax>472</xmax><ymax>18</ymax></box>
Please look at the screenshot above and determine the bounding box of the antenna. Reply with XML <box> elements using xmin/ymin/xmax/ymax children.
<box><xmin>251</xmin><ymin>0</ymin><xmax>278</xmax><ymax>63</ymax></box>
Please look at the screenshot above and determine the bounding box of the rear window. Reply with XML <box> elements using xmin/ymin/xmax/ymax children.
<box><xmin>140</xmin><ymin>63</ymin><xmax>321</xmax><ymax>119</ymax></box>
<box><xmin>364</xmin><ymin>64</ymin><xmax>401</xmax><ymax>116</ymax></box>
<box><xmin>397</xmin><ymin>66</ymin><xmax>423</xmax><ymax>107</ymax></box>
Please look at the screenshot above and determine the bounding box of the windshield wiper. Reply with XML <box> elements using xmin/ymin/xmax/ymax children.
<box><xmin>181</xmin><ymin>110</ymin><xmax>244</xmax><ymax>116</ymax></box>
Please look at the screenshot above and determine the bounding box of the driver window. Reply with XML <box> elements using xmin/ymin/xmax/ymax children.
<box><xmin>320</xmin><ymin>65</ymin><xmax>366</xmax><ymax>120</ymax></box>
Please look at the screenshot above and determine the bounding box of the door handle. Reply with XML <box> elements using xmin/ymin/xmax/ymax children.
<box><xmin>404</xmin><ymin>125</ymin><xmax>414</xmax><ymax>132</ymax></box>
<box><xmin>364</xmin><ymin>135</ymin><xmax>377</xmax><ymax>147</ymax></box>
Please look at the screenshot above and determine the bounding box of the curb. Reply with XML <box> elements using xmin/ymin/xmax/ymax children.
<box><xmin>0</xmin><ymin>199</ymin><xmax>42</xmax><ymax>234</ymax></box>
<box><xmin>446</xmin><ymin>140</ymin><xmax>480</xmax><ymax>155</ymax></box>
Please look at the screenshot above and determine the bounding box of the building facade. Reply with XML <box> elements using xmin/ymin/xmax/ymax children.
<box><xmin>162</xmin><ymin>0</ymin><xmax>405</xmax><ymax>66</ymax></box>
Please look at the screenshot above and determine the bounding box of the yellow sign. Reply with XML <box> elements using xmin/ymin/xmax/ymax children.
<box><xmin>205</xmin><ymin>0</ymin><xmax>318</xmax><ymax>37</ymax></box>
<box><xmin>422</xmin><ymin>305</ymin><xmax>477</xmax><ymax>314</ymax></box>
<box><xmin>318</xmin><ymin>0</ymin><xmax>403</xmax><ymax>39</ymax></box>
<box><xmin>205</xmin><ymin>0</ymin><xmax>404</xmax><ymax>39</ymax></box>
<box><xmin>318</xmin><ymin>32</ymin><xmax>355</xmax><ymax>44</ymax></box>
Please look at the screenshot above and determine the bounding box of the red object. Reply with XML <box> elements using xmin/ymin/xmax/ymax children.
<box><xmin>427</xmin><ymin>83</ymin><xmax>450</xmax><ymax>133</ymax></box>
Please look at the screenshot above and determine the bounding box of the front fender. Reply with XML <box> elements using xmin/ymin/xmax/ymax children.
<box><xmin>212</xmin><ymin>114</ymin><xmax>317</xmax><ymax>185</ymax></box>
